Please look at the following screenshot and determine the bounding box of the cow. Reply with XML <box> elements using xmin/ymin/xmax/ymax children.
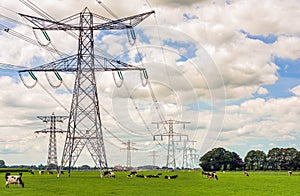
<box><xmin>39</xmin><ymin>170</ymin><xmax>44</xmax><ymax>175</ymax></box>
<box><xmin>103</xmin><ymin>171</ymin><xmax>115</xmax><ymax>178</ymax></box>
<box><xmin>103</xmin><ymin>171</ymin><xmax>110</xmax><ymax>176</ymax></box>
<box><xmin>127</xmin><ymin>171</ymin><xmax>138</xmax><ymax>177</ymax></box>
<box><xmin>136</xmin><ymin>174</ymin><xmax>144</xmax><ymax>178</ymax></box>
<box><xmin>244</xmin><ymin>171</ymin><xmax>249</xmax><ymax>176</ymax></box>
<box><xmin>207</xmin><ymin>172</ymin><xmax>218</xmax><ymax>180</ymax></box>
<box><xmin>29</xmin><ymin>170</ymin><xmax>34</xmax><ymax>175</ymax></box>
<box><xmin>202</xmin><ymin>171</ymin><xmax>210</xmax><ymax>177</ymax></box>
<box><xmin>288</xmin><ymin>171</ymin><xmax>292</xmax><ymax>176</ymax></box>
<box><xmin>108</xmin><ymin>172</ymin><xmax>115</xmax><ymax>178</ymax></box>
<box><xmin>130</xmin><ymin>171</ymin><xmax>137</xmax><ymax>175</ymax></box>
<box><xmin>144</xmin><ymin>174</ymin><xmax>159</xmax><ymax>178</ymax></box>
<box><xmin>5</xmin><ymin>172</ymin><xmax>24</xmax><ymax>188</ymax></box>
<box><xmin>164</xmin><ymin>175</ymin><xmax>178</xmax><ymax>179</ymax></box>
<box><xmin>48</xmin><ymin>171</ymin><xmax>54</xmax><ymax>175</ymax></box>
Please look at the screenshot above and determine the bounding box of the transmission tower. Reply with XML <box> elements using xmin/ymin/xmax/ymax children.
<box><xmin>148</xmin><ymin>150</ymin><xmax>159</xmax><ymax>169</ymax></box>
<box><xmin>18</xmin><ymin>7</ymin><xmax>154</xmax><ymax>177</ymax></box>
<box><xmin>189</xmin><ymin>148</ymin><xmax>199</xmax><ymax>169</ymax></box>
<box><xmin>152</xmin><ymin>119</ymin><xmax>190</xmax><ymax>169</ymax></box>
<box><xmin>35</xmin><ymin>112</ymin><xmax>68</xmax><ymax>171</ymax></box>
<box><xmin>121</xmin><ymin>140</ymin><xmax>138</xmax><ymax>168</ymax></box>
<box><xmin>180</xmin><ymin>140</ymin><xmax>196</xmax><ymax>169</ymax></box>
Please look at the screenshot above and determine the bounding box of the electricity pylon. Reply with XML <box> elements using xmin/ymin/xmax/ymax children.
<box><xmin>189</xmin><ymin>148</ymin><xmax>199</xmax><ymax>169</ymax></box>
<box><xmin>19</xmin><ymin>7</ymin><xmax>154</xmax><ymax>177</ymax></box>
<box><xmin>35</xmin><ymin>112</ymin><xmax>68</xmax><ymax>171</ymax></box>
<box><xmin>121</xmin><ymin>140</ymin><xmax>138</xmax><ymax>168</ymax></box>
<box><xmin>180</xmin><ymin>140</ymin><xmax>196</xmax><ymax>169</ymax></box>
<box><xmin>148</xmin><ymin>150</ymin><xmax>159</xmax><ymax>169</ymax></box>
<box><xmin>152</xmin><ymin>119</ymin><xmax>190</xmax><ymax>169</ymax></box>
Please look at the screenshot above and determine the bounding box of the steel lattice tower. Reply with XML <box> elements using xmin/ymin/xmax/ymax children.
<box><xmin>148</xmin><ymin>150</ymin><xmax>159</xmax><ymax>169</ymax></box>
<box><xmin>152</xmin><ymin>119</ymin><xmax>190</xmax><ymax>169</ymax></box>
<box><xmin>181</xmin><ymin>140</ymin><xmax>196</xmax><ymax>169</ymax></box>
<box><xmin>121</xmin><ymin>140</ymin><xmax>137</xmax><ymax>168</ymax></box>
<box><xmin>35</xmin><ymin>112</ymin><xmax>68</xmax><ymax>171</ymax></box>
<box><xmin>19</xmin><ymin>7</ymin><xmax>154</xmax><ymax>177</ymax></box>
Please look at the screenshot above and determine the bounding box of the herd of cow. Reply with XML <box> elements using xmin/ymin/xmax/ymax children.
<box><xmin>5</xmin><ymin>169</ymin><xmax>294</xmax><ymax>188</ymax></box>
<box><xmin>125</xmin><ymin>171</ymin><xmax>178</xmax><ymax>179</ymax></box>
<box><xmin>103</xmin><ymin>170</ymin><xmax>178</xmax><ymax>179</ymax></box>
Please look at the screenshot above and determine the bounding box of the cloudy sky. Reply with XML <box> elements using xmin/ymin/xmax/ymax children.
<box><xmin>0</xmin><ymin>0</ymin><xmax>299</xmax><ymax>168</ymax></box>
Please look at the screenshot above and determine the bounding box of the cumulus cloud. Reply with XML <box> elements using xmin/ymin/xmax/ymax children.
<box><xmin>257</xmin><ymin>87</ymin><xmax>268</xmax><ymax>95</ymax></box>
<box><xmin>217</xmin><ymin>96</ymin><xmax>300</xmax><ymax>152</ymax></box>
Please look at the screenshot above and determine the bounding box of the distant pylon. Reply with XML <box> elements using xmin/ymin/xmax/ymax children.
<box><xmin>148</xmin><ymin>150</ymin><xmax>159</xmax><ymax>169</ymax></box>
<box><xmin>181</xmin><ymin>140</ymin><xmax>196</xmax><ymax>169</ymax></box>
<box><xmin>189</xmin><ymin>148</ymin><xmax>199</xmax><ymax>169</ymax></box>
<box><xmin>35</xmin><ymin>112</ymin><xmax>68</xmax><ymax>170</ymax></box>
<box><xmin>152</xmin><ymin>119</ymin><xmax>190</xmax><ymax>169</ymax></box>
<box><xmin>121</xmin><ymin>140</ymin><xmax>138</xmax><ymax>168</ymax></box>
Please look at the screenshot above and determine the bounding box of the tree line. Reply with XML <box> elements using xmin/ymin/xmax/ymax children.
<box><xmin>199</xmin><ymin>147</ymin><xmax>300</xmax><ymax>171</ymax></box>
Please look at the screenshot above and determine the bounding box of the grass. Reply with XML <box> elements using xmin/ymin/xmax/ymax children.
<box><xmin>1</xmin><ymin>170</ymin><xmax>300</xmax><ymax>195</ymax></box>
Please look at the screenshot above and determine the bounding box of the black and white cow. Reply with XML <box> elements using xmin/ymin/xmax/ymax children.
<box><xmin>202</xmin><ymin>171</ymin><xmax>218</xmax><ymax>180</ymax></box>
<box><xmin>144</xmin><ymin>174</ymin><xmax>159</xmax><ymax>178</ymax></box>
<box><xmin>127</xmin><ymin>171</ymin><xmax>138</xmax><ymax>177</ymax></box>
<box><xmin>5</xmin><ymin>172</ymin><xmax>24</xmax><ymax>188</ymax></box>
<box><xmin>103</xmin><ymin>171</ymin><xmax>115</xmax><ymax>178</ymax></box>
<box><xmin>207</xmin><ymin>172</ymin><xmax>218</xmax><ymax>180</ymax></box>
<box><xmin>164</xmin><ymin>175</ymin><xmax>178</xmax><ymax>179</ymax></box>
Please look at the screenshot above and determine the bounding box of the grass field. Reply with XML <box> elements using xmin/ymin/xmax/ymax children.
<box><xmin>1</xmin><ymin>170</ymin><xmax>299</xmax><ymax>195</ymax></box>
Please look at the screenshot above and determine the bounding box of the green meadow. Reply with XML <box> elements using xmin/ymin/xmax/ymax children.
<box><xmin>1</xmin><ymin>170</ymin><xmax>299</xmax><ymax>195</ymax></box>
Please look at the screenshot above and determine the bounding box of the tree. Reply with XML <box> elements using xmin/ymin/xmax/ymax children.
<box><xmin>266</xmin><ymin>148</ymin><xmax>280</xmax><ymax>170</ymax></box>
<box><xmin>199</xmin><ymin>147</ymin><xmax>244</xmax><ymax>171</ymax></box>
<box><xmin>279</xmin><ymin>148</ymin><xmax>297</xmax><ymax>170</ymax></box>
<box><xmin>0</xmin><ymin>160</ymin><xmax>5</xmax><ymax>167</ymax></box>
<box><xmin>244</xmin><ymin>150</ymin><xmax>266</xmax><ymax>170</ymax></box>
<box><xmin>230</xmin><ymin>152</ymin><xmax>245</xmax><ymax>170</ymax></box>
<box><xmin>294</xmin><ymin>151</ymin><xmax>300</xmax><ymax>170</ymax></box>
<box><xmin>266</xmin><ymin>148</ymin><xmax>298</xmax><ymax>170</ymax></box>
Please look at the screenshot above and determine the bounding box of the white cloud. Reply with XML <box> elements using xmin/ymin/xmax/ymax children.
<box><xmin>290</xmin><ymin>85</ymin><xmax>300</xmax><ymax>96</ymax></box>
<box><xmin>257</xmin><ymin>87</ymin><xmax>268</xmax><ymax>95</ymax></box>
<box><xmin>251</xmin><ymin>144</ymin><xmax>264</xmax><ymax>148</ymax></box>
<box><xmin>218</xmin><ymin>96</ymin><xmax>300</xmax><ymax>152</ymax></box>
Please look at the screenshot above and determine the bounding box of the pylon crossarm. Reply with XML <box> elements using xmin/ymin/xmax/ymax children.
<box><xmin>19</xmin><ymin>12</ymin><xmax>80</xmax><ymax>30</ymax></box>
<box><xmin>18</xmin><ymin>54</ymin><xmax>146</xmax><ymax>73</ymax></box>
<box><xmin>94</xmin><ymin>55</ymin><xmax>146</xmax><ymax>71</ymax></box>
<box><xmin>19</xmin><ymin>55</ymin><xmax>78</xmax><ymax>73</ymax></box>
<box><xmin>19</xmin><ymin>10</ymin><xmax>154</xmax><ymax>31</ymax></box>
<box><xmin>153</xmin><ymin>119</ymin><xmax>191</xmax><ymax>124</ymax></box>
<box><xmin>94</xmin><ymin>10</ymin><xmax>155</xmax><ymax>30</ymax></box>
<box><xmin>154</xmin><ymin>133</ymin><xmax>188</xmax><ymax>139</ymax></box>
<box><xmin>35</xmin><ymin>128</ymin><xmax>67</xmax><ymax>134</ymax></box>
